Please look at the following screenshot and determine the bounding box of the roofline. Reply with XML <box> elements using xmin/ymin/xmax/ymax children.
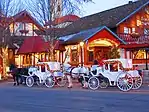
<box><xmin>83</xmin><ymin>26</ymin><xmax>105</xmax><ymax>42</ymax></box>
<box><xmin>105</xmin><ymin>26</ymin><xmax>127</xmax><ymax>44</ymax></box>
<box><xmin>83</xmin><ymin>26</ymin><xmax>126</xmax><ymax>44</ymax></box>
<box><xmin>25</xmin><ymin>11</ymin><xmax>43</xmax><ymax>29</ymax></box>
<box><xmin>116</xmin><ymin>1</ymin><xmax>149</xmax><ymax>26</ymax></box>
<box><xmin>12</xmin><ymin>10</ymin><xmax>43</xmax><ymax>30</ymax></box>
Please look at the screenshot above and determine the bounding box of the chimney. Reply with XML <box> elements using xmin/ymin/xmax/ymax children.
<box><xmin>128</xmin><ymin>1</ymin><xmax>133</xmax><ymax>4</ymax></box>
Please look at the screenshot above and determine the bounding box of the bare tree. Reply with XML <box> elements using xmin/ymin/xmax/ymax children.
<box><xmin>25</xmin><ymin>0</ymin><xmax>92</xmax><ymax>25</ymax></box>
<box><xmin>25</xmin><ymin>0</ymin><xmax>92</xmax><ymax>61</ymax></box>
<box><xmin>0</xmin><ymin>0</ymin><xmax>24</xmax><ymax>79</ymax></box>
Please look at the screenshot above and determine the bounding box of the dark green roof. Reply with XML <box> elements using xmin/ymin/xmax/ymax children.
<box><xmin>64</xmin><ymin>0</ymin><xmax>149</xmax><ymax>34</ymax></box>
<box><xmin>61</xmin><ymin>26</ymin><xmax>126</xmax><ymax>45</ymax></box>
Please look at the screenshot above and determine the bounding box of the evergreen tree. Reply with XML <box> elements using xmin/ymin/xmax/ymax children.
<box><xmin>107</xmin><ymin>46</ymin><xmax>120</xmax><ymax>59</ymax></box>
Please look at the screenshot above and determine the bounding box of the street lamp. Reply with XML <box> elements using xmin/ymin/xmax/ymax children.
<box><xmin>80</xmin><ymin>42</ymin><xmax>84</xmax><ymax>67</ymax></box>
<box><xmin>80</xmin><ymin>42</ymin><xmax>84</xmax><ymax>47</ymax></box>
<box><xmin>145</xmin><ymin>48</ymin><xmax>149</xmax><ymax>70</ymax></box>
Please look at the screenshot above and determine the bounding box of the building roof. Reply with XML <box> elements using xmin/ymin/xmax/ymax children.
<box><xmin>18</xmin><ymin>36</ymin><xmax>48</xmax><ymax>54</ymax></box>
<box><xmin>34</xmin><ymin>27</ymin><xmax>66</xmax><ymax>37</ymax></box>
<box><xmin>64</xmin><ymin>0</ymin><xmax>149</xmax><ymax>34</ymax></box>
<box><xmin>12</xmin><ymin>10</ymin><xmax>43</xmax><ymax>30</ymax></box>
<box><xmin>18</xmin><ymin>36</ymin><xmax>65</xmax><ymax>54</ymax></box>
<box><xmin>15</xmin><ymin>0</ymin><xmax>149</xmax><ymax>48</ymax></box>
<box><xmin>61</xmin><ymin>26</ymin><xmax>126</xmax><ymax>45</ymax></box>
<box><xmin>45</xmin><ymin>14</ymin><xmax>80</xmax><ymax>26</ymax></box>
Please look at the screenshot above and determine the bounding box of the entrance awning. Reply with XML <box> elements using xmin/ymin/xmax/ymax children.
<box><xmin>18</xmin><ymin>36</ymin><xmax>65</xmax><ymax>54</ymax></box>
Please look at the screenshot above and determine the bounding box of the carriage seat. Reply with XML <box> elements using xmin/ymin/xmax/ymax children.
<box><xmin>91</xmin><ymin>69</ymin><xmax>97</xmax><ymax>75</ymax></box>
<box><xmin>90</xmin><ymin>65</ymin><xmax>100</xmax><ymax>75</ymax></box>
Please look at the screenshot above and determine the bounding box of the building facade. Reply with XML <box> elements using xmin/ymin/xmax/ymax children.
<box><xmin>58</xmin><ymin>0</ymin><xmax>149</xmax><ymax>69</ymax></box>
<box><xmin>0</xmin><ymin>0</ymin><xmax>149</xmax><ymax>73</ymax></box>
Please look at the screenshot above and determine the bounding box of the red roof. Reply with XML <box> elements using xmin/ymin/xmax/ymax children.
<box><xmin>18</xmin><ymin>36</ymin><xmax>48</xmax><ymax>54</ymax></box>
<box><xmin>45</xmin><ymin>14</ymin><xmax>80</xmax><ymax>26</ymax></box>
<box><xmin>18</xmin><ymin>36</ymin><xmax>65</xmax><ymax>54</ymax></box>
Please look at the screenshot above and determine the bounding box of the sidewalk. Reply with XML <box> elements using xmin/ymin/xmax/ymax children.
<box><xmin>0</xmin><ymin>77</ymin><xmax>13</xmax><ymax>83</ymax></box>
<box><xmin>1</xmin><ymin>78</ymin><xmax>149</xmax><ymax>93</ymax></box>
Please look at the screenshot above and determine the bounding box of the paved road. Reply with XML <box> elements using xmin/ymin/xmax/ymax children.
<box><xmin>0</xmin><ymin>82</ymin><xmax>149</xmax><ymax>112</ymax></box>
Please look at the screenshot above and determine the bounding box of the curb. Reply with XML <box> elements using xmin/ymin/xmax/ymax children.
<box><xmin>0</xmin><ymin>78</ymin><xmax>13</xmax><ymax>83</ymax></box>
<box><xmin>0</xmin><ymin>79</ymin><xmax>7</xmax><ymax>83</ymax></box>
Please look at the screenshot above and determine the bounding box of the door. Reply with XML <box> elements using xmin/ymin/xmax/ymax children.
<box><xmin>94</xmin><ymin>47</ymin><xmax>110</xmax><ymax>61</ymax></box>
<box><xmin>71</xmin><ymin>49</ymin><xmax>79</xmax><ymax>64</ymax></box>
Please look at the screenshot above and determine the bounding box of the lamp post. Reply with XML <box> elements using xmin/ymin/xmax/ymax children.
<box><xmin>80</xmin><ymin>42</ymin><xmax>84</xmax><ymax>67</ymax></box>
<box><xmin>145</xmin><ymin>48</ymin><xmax>149</xmax><ymax>70</ymax></box>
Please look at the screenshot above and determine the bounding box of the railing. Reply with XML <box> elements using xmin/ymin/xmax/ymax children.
<box><xmin>118</xmin><ymin>33</ymin><xmax>149</xmax><ymax>44</ymax></box>
<box><xmin>133</xmin><ymin>59</ymin><xmax>149</xmax><ymax>64</ymax></box>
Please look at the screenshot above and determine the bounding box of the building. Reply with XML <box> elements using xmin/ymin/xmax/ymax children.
<box><xmin>56</xmin><ymin>0</ymin><xmax>149</xmax><ymax>69</ymax></box>
<box><xmin>1</xmin><ymin>0</ymin><xmax>149</xmax><ymax>72</ymax></box>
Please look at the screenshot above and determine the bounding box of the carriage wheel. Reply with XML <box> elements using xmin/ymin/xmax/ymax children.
<box><xmin>132</xmin><ymin>75</ymin><xmax>142</xmax><ymax>89</ymax></box>
<box><xmin>117</xmin><ymin>72</ymin><xmax>133</xmax><ymax>92</ymax></box>
<box><xmin>57</xmin><ymin>75</ymin><xmax>67</xmax><ymax>87</ymax></box>
<box><xmin>99</xmin><ymin>78</ymin><xmax>109</xmax><ymax>88</ymax></box>
<box><xmin>45</xmin><ymin>76</ymin><xmax>55</xmax><ymax>88</ymax></box>
<box><xmin>26</xmin><ymin>76</ymin><xmax>34</xmax><ymax>87</ymax></box>
<box><xmin>88</xmin><ymin>77</ymin><xmax>99</xmax><ymax>90</ymax></box>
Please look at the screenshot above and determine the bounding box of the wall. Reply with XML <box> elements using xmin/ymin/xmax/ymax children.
<box><xmin>117</xmin><ymin>5</ymin><xmax>149</xmax><ymax>34</ymax></box>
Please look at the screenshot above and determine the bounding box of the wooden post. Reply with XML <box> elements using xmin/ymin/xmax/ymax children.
<box><xmin>124</xmin><ymin>49</ymin><xmax>127</xmax><ymax>58</ymax></box>
<box><xmin>145</xmin><ymin>49</ymin><xmax>148</xmax><ymax>70</ymax></box>
<box><xmin>62</xmin><ymin>51</ymin><xmax>63</xmax><ymax>64</ymax></box>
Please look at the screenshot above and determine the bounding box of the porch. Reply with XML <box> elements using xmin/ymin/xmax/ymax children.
<box><xmin>118</xmin><ymin>33</ymin><xmax>149</xmax><ymax>70</ymax></box>
<box><xmin>63</xmin><ymin>26</ymin><xmax>124</xmax><ymax>66</ymax></box>
<box><xmin>118</xmin><ymin>33</ymin><xmax>149</xmax><ymax>44</ymax></box>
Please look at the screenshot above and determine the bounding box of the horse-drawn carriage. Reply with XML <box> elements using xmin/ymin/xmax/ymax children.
<box><xmin>62</xmin><ymin>59</ymin><xmax>142</xmax><ymax>91</ymax></box>
<box><xmin>88</xmin><ymin>59</ymin><xmax>143</xmax><ymax>91</ymax></box>
<box><xmin>16</xmin><ymin>58</ymin><xmax>142</xmax><ymax>92</ymax></box>
<box><xmin>25</xmin><ymin>62</ymin><xmax>67</xmax><ymax>88</ymax></box>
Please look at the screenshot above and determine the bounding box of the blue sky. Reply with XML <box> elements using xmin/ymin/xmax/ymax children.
<box><xmin>81</xmin><ymin>0</ymin><xmax>136</xmax><ymax>17</ymax></box>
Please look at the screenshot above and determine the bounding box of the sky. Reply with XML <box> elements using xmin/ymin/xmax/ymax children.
<box><xmin>81</xmin><ymin>0</ymin><xmax>136</xmax><ymax>17</ymax></box>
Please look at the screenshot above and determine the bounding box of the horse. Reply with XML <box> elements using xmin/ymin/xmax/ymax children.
<box><xmin>62</xmin><ymin>63</ymin><xmax>90</xmax><ymax>88</ymax></box>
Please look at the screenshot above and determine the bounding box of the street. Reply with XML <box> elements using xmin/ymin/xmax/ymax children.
<box><xmin>0</xmin><ymin>82</ymin><xmax>149</xmax><ymax>112</ymax></box>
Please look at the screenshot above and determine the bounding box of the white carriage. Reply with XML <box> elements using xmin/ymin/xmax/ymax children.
<box><xmin>26</xmin><ymin>62</ymin><xmax>67</xmax><ymax>88</ymax></box>
<box><xmin>88</xmin><ymin>59</ymin><xmax>143</xmax><ymax>91</ymax></box>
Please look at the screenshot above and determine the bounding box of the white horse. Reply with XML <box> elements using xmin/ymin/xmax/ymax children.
<box><xmin>63</xmin><ymin>63</ymin><xmax>90</xmax><ymax>88</ymax></box>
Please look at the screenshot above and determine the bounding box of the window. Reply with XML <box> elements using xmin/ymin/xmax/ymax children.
<box><xmin>26</xmin><ymin>23</ymin><xmax>33</xmax><ymax>36</ymax></box>
<box><xmin>137</xmin><ymin>20</ymin><xmax>142</xmax><ymax>26</ymax></box>
<box><xmin>132</xmin><ymin>28</ymin><xmax>135</xmax><ymax>33</ymax></box>
<box><xmin>14</xmin><ymin>22</ymin><xmax>24</xmax><ymax>35</ymax></box>
<box><xmin>88</xmin><ymin>51</ymin><xmax>94</xmax><ymax>62</ymax></box>
<box><xmin>144</xmin><ymin>28</ymin><xmax>149</xmax><ymax>35</ymax></box>
<box><xmin>71</xmin><ymin>49</ymin><xmax>78</xmax><ymax>62</ymax></box>
<box><xmin>110</xmin><ymin>62</ymin><xmax>118</xmax><ymax>72</ymax></box>
<box><xmin>124</xmin><ymin>27</ymin><xmax>131</xmax><ymax>34</ymax></box>
<box><xmin>132</xmin><ymin>50</ymin><xmax>147</xmax><ymax>59</ymax></box>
